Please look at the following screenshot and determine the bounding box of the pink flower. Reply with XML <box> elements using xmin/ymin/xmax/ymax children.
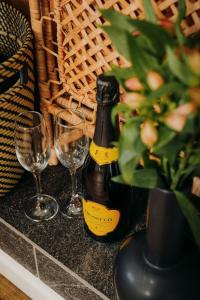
<box><xmin>125</xmin><ymin>77</ymin><xmax>144</xmax><ymax>91</ymax></box>
<box><xmin>123</xmin><ymin>92</ymin><xmax>145</xmax><ymax>109</ymax></box>
<box><xmin>164</xmin><ymin>103</ymin><xmax>196</xmax><ymax>131</ymax></box>
<box><xmin>140</xmin><ymin>120</ymin><xmax>158</xmax><ymax>148</ymax></box>
<box><xmin>147</xmin><ymin>71</ymin><xmax>164</xmax><ymax>90</ymax></box>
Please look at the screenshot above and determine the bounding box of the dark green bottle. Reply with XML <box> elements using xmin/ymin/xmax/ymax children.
<box><xmin>82</xmin><ymin>74</ymin><xmax>134</xmax><ymax>243</ymax></box>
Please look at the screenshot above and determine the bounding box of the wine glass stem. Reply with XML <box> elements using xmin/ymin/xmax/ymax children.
<box><xmin>70</xmin><ymin>170</ymin><xmax>78</xmax><ymax>199</ymax></box>
<box><xmin>33</xmin><ymin>172</ymin><xmax>43</xmax><ymax>205</ymax></box>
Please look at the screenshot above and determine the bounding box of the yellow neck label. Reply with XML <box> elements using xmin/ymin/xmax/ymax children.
<box><xmin>82</xmin><ymin>199</ymin><xmax>120</xmax><ymax>236</ymax></box>
<box><xmin>89</xmin><ymin>141</ymin><xmax>119</xmax><ymax>165</ymax></box>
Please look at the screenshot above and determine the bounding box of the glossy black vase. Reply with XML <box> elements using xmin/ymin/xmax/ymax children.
<box><xmin>114</xmin><ymin>188</ymin><xmax>200</xmax><ymax>300</ymax></box>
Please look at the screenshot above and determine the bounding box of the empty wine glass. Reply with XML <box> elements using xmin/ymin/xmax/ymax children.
<box><xmin>54</xmin><ymin>108</ymin><xmax>89</xmax><ymax>218</ymax></box>
<box><xmin>15</xmin><ymin>111</ymin><xmax>59</xmax><ymax>222</ymax></box>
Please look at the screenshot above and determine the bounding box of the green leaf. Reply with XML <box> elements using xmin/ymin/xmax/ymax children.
<box><xmin>136</xmin><ymin>34</ymin><xmax>159</xmax><ymax>58</ymax></box>
<box><xmin>189</xmin><ymin>149</ymin><xmax>200</xmax><ymax>165</ymax></box>
<box><xmin>177</xmin><ymin>0</ymin><xmax>186</xmax><ymax>22</ymax></box>
<box><xmin>166</xmin><ymin>46</ymin><xmax>199</xmax><ymax>86</ymax></box>
<box><xmin>100</xmin><ymin>9</ymin><xmax>135</xmax><ymax>33</ymax></box>
<box><xmin>147</xmin><ymin>82</ymin><xmax>185</xmax><ymax>101</ymax></box>
<box><xmin>142</xmin><ymin>0</ymin><xmax>157</xmax><ymax>23</ymax></box>
<box><xmin>143</xmin><ymin>151</ymin><xmax>159</xmax><ymax>168</ymax></box>
<box><xmin>174</xmin><ymin>190</ymin><xmax>200</xmax><ymax>248</ymax></box>
<box><xmin>128</xmin><ymin>19</ymin><xmax>174</xmax><ymax>55</ymax></box>
<box><xmin>107</xmin><ymin>66</ymin><xmax>136</xmax><ymax>88</ymax></box>
<box><xmin>154</xmin><ymin>136</ymin><xmax>184</xmax><ymax>166</ymax></box>
<box><xmin>120</xmin><ymin>158</ymin><xmax>139</xmax><ymax>184</ymax></box>
<box><xmin>101</xmin><ymin>9</ymin><xmax>174</xmax><ymax>56</ymax></box>
<box><xmin>182</xmin><ymin>115</ymin><xmax>195</xmax><ymax>134</ymax></box>
<box><xmin>130</xmin><ymin>168</ymin><xmax>164</xmax><ymax>189</ymax></box>
<box><xmin>178</xmin><ymin>165</ymin><xmax>200</xmax><ymax>188</ymax></box>
<box><xmin>153</xmin><ymin>126</ymin><xmax>176</xmax><ymax>151</ymax></box>
<box><xmin>102</xmin><ymin>26</ymin><xmax>132</xmax><ymax>62</ymax></box>
<box><xmin>112</xmin><ymin>175</ymin><xmax>126</xmax><ymax>184</ymax></box>
<box><xmin>127</xmin><ymin>33</ymin><xmax>160</xmax><ymax>78</ymax></box>
<box><xmin>175</xmin><ymin>0</ymin><xmax>186</xmax><ymax>46</ymax></box>
<box><xmin>161</xmin><ymin>156</ymin><xmax>172</xmax><ymax>186</ymax></box>
<box><xmin>111</xmin><ymin>103</ymin><xmax>130</xmax><ymax>125</ymax></box>
<box><xmin>119</xmin><ymin>119</ymin><xmax>143</xmax><ymax>164</ymax></box>
<box><xmin>103</xmin><ymin>24</ymin><xmax>160</xmax><ymax>79</ymax></box>
<box><xmin>119</xmin><ymin>118</ymin><xmax>145</xmax><ymax>184</ymax></box>
<box><xmin>175</xmin><ymin>22</ymin><xmax>185</xmax><ymax>47</ymax></box>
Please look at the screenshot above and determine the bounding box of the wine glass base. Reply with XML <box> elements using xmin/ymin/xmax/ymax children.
<box><xmin>24</xmin><ymin>194</ymin><xmax>59</xmax><ymax>222</ymax></box>
<box><xmin>60</xmin><ymin>194</ymin><xmax>82</xmax><ymax>218</ymax></box>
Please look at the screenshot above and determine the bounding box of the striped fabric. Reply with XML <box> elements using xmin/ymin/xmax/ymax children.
<box><xmin>0</xmin><ymin>2</ymin><xmax>35</xmax><ymax>196</ymax></box>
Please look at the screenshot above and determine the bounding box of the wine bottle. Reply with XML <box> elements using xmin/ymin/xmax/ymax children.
<box><xmin>82</xmin><ymin>74</ymin><xmax>133</xmax><ymax>243</ymax></box>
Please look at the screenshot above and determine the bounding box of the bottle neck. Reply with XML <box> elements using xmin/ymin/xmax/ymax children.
<box><xmin>145</xmin><ymin>188</ymin><xmax>186</xmax><ymax>268</ymax></box>
<box><xmin>93</xmin><ymin>104</ymin><xmax>119</xmax><ymax>148</ymax></box>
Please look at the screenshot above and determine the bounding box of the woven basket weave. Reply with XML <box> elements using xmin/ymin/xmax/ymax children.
<box><xmin>29</xmin><ymin>0</ymin><xmax>200</xmax><ymax>164</ymax></box>
<box><xmin>54</xmin><ymin>0</ymin><xmax>200</xmax><ymax>111</ymax></box>
<box><xmin>0</xmin><ymin>2</ymin><xmax>34</xmax><ymax>196</ymax></box>
<box><xmin>0</xmin><ymin>2</ymin><xmax>33</xmax><ymax>82</ymax></box>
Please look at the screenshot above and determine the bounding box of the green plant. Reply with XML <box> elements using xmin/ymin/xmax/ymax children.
<box><xmin>100</xmin><ymin>1</ymin><xmax>200</xmax><ymax>247</ymax></box>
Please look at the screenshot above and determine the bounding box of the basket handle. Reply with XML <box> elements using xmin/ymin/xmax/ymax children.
<box><xmin>41</xmin><ymin>16</ymin><xmax>58</xmax><ymax>57</ymax></box>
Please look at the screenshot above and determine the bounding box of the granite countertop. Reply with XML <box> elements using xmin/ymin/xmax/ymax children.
<box><xmin>0</xmin><ymin>164</ymin><xmax>146</xmax><ymax>300</ymax></box>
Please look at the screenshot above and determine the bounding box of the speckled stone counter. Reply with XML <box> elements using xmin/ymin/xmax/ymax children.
<box><xmin>0</xmin><ymin>164</ymin><xmax>146</xmax><ymax>300</ymax></box>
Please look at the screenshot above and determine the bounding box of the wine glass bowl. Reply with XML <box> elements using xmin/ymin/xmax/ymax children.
<box><xmin>15</xmin><ymin>115</ymin><xmax>50</xmax><ymax>173</ymax></box>
<box><xmin>15</xmin><ymin>111</ymin><xmax>59</xmax><ymax>222</ymax></box>
<box><xmin>54</xmin><ymin>109</ymin><xmax>88</xmax><ymax>218</ymax></box>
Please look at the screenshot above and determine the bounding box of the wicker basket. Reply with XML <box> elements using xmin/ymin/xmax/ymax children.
<box><xmin>54</xmin><ymin>0</ymin><xmax>200</xmax><ymax>107</ymax></box>
<box><xmin>29</xmin><ymin>0</ymin><xmax>200</xmax><ymax>164</ymax></box>
<box><xmin>0</xmin><ymin>2</ymin><xmax>33</xmax><ymax>82</ymax></box>
<box><xmin>0</xmin><ymin>2</ymin><xmax>35</xmax><ymax>196</ymax></box>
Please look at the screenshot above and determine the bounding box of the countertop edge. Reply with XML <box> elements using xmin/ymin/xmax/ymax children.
<box><xmin>0</xmin><ymin>216</ymin><xmax>110</xmax><ymax>300</ymax></box>
<box><xmin>0</xmin><ymin>248</ymin><xmax>64</xmax><ymax>300</ymax></box>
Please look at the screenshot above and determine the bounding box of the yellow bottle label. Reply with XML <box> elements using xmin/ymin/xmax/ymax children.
<box><xmin>89</xmin><ymin>141</ymin><xmax>119</xmax><ymax>165</ymax></box>
<box><xmin>82</xmin><ymin>199</ymin><xmax>120</xmax><ymax>236</ymax></box>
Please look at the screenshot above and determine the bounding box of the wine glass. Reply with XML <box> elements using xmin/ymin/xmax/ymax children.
<box><xmin>54</xmin><ymin>108</ymin><xmax>89</xmax><ymax>218</ymax></box>
<box><xmin>15</xmin><ymin>111</ymin><xmax>59</xmax><ymax>222</ymax></box>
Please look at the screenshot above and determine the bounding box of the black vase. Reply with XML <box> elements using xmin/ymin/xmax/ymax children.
<box><xmin>114</xmin><ymin>188</ymin><xmax>200</xmax><ymax>300</ymax></box>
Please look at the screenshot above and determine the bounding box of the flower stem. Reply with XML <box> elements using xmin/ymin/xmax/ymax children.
<box><xmin>170</xmin><ymin>144</ymin><xmax>192</xmax><ymax>190</ymax></box>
